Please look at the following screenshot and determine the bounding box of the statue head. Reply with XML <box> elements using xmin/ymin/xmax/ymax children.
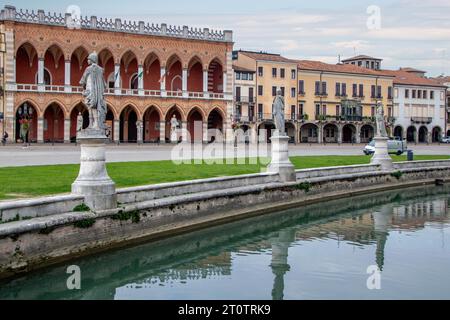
<box><xmin>87</xmin><ymin>52</ymin><xmax>98</xmax><ymax>65</ymax></box>
<box><xmin>276</xmin><ymin>89</ymin><xmax>283</xmax><ymax>96</ymax></box>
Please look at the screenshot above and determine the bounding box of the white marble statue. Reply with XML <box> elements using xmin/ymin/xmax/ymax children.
<box><xmin>136</xmin><ymin>120</ymin><xmax>143</xmax><ymax>141</ymax></box>
<box><xmin>80</xmin><ymin>52</ymin><xmax>107</xmax><ymax>131</ymax></box>
<box><xmin>375</xmin><ymin>102</ymin><xmax>388</xmax><ymax>137</ymax></box>
<box><xmin>170</xmin><ymin>115</ymin><xmax>179</xmax><ymax>142</ymax></box>
<box><xmin>272</xmin><ymin>89</ymin><xmax>285</xmax><ymax>136</ymax></box>
<box><xmin>76</xmin><ymin>112</ymin><xmax>83</xmax><ymax>132</ymax></box>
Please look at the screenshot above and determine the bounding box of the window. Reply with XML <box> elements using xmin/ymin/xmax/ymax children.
<box><xmin>322</xmin><ymin>82</ymin><xmax>327</xmax><ymax>95</ymax></box>
<box><xmin>258</xmin><ymin>67</ymin><xmax>263</xmax><ymax>77</ymax></box>
<box><xmin>322</xmin><ymin>105</ymin><xmax>327</xmax><ymax>116</ymax></box>
<box><xmin>359</xmin><ymin>84</ymin><xmax>364</xmax><ymax>97</ymax></box>
<box><xmin>291</xmin><ymin>87</ymin><xmax>296</xmax><ymax>98</ymax></box>
<box><xmin>235</xmin><ymin>72</ymin><xmax>241</xmax><ymax>80</ymax></box>
<box><xmin>280</xmin><ymin>68</ymin><xmax>285</xmax><ymax>78</ymax></box>
<box><xmin>280</xmin><ymin>87</ymin><xmax>285</xmax><ymax>97</ymax></box>
<box><xmin>299</xmin><ymin>103</ymin><xmax>304</xmax><ymax>116</ymax></box>
<box><xmin>315</xmin><ymin>81</ymin><xmax>320</xmax><ymax>95</ymax></box>
<box><xmin>405</xmin><ymin>89</ymin><xmax>409</xmax><ymax>98</ymax></box>
<box><xmin>299</xmin><ymin>80</ymin><xmax>305</xmax><ymax>94</ymax></box>
<box><xmin>423</xmin><ymin>90</ymin><xmax>427</xmax><ymax>99</ymax></box>
<box><xmin>272</xmin><ymin>86</ymin><xmax>277</xmax><ymax>96</ymax></box>
<box><xmin>430</xmin><ymin>91</ymin><xmax>435</xmax><ymax>99</ymax></box>
<box><xmin>388</xmin><ymin>107</ymin><xmax>392</xmax><ymax>118</ymax></box>
<box><xmin>352</xmin><ymin>84</ymin><xmax>357</xmax><ymax>97</ymax></box>
<box><xmin>358</xmin><ymin>61</ymin><xmax>362</xmax><ymax>66</ymax></box>
<box><xmin>366</xmin><ymin>61</ymin><xmax>370</xmax><ymax>68</ymax></box>
<box><xmin>249</xmin><ymin>73</ymin><xmax>254</xmax><ymax>81</ymax></box>
<box><xmin>235</xmin><ymin>86</ymin><xmax>241</xmax><ymax>101</ymax></box>
<box><xmin>336</xmin><ymin>83</ymin><xmax>341</xmax><ymax>96</ymax></box>
<box><xmin>291</xmin><ymin>105</ymin><xmax>296</xmax><ymax>119</ymax></box>
<box><xmin>336</xmin><ymin>105</ymin><xmax>340</xmax><ymax>117</ymax></box>
<box><xmin>258</xmin><ymin>104</ymin><xmax>263</xmax><ymax>119</ymax></box>
<box><xmin>412</xmin><ymin>90</ymin><xmax>416</xmax><ymax>99</ymax></box>
<box><xmin>371</xmin><ymin>61</ymin><xmax>375</xmax><ymax>69</ymax></box>
<box><xmin>291</xmin><ymin>69</ymin><xmax>296</xmax><ymax>79</ymax></box>
<box><xmin>388</xmin><ymin>86</ymin><xmax>393</xmax><ymax>99</ymax></box>
<box><xmin>377</xmin><ymin>86</ymin><xmax>382</xmax><ymax>98</ymax></box>
<box><xmin>342</xmin><ymin>83</ymin><xmax>347</xmax><ymax>96</ymax></box>
<box><xmin>371</xmin><ymin>85</ymin><xmax>376</xmax><ymax>98</ymax></box>
<box><xmin>418</xmin><ymin>90</ymin><xmax>422</xmax><ymax>99</ymax></box>
<box><xmin>258</xmin><ymin>85</ymin><xmax>263</xmax><ymax>96</ymax></box>
<box><xmin>376</xmin><ymin>62</ymin><xmax>380</xmax><ymax>70</ymax></box>
<box><xmin>272</xmin><ymin>68</ymin><xmax>277</xmax><ymax>78</ymax></box>
<box><xmin>242</xmin><ymin>73</ymin><xmax>248</xmax><ymax>81</ymax></box>
<box><xmin>249</xmin><ymin>88</ymin><xmax>254</xmax><ymax>103</ymax></box>
<box><xmin>371</xmin><ymin>106</ymin><xmax>375</xmax><ymax>117</ymax></box>
<box><xmin>315</xmin><ymin>104</ymin><xmax>320</xmax><ymax>117</ymax></box>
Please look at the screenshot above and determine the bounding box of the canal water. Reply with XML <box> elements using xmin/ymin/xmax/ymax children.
<box><xmin>1</xmin><ymin>185</ymin><xmax>450</xmax><ymax>300</ymax></box>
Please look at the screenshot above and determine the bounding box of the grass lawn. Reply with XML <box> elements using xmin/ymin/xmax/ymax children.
<box><xmin>0</xmin><ymin>154</ymin><xmax>449</xmax><ymax>200</ymax></box>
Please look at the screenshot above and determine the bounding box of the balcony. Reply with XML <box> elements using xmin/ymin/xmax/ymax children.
<box><xmin>234</xmin><ymin>96</ymin><xmax>256</xmax><ymax>104</ymax></box>
<box><xmin>13</xmin><ymin>84</ymin><xmax>228</xmax><ymax>100</ymax></box>
<box><xmin>233</xmin><ymin>115</ymin><xmax>256</xmax><ymax>123</ymax></box>
<box><xmin>411</xmin><ymin>117</ymin><xmax>432</xmax><ymax>124</ymax></box>
<box><xmin>315</xmin><ymin>91</ymin><xmax>328</xmax><ymax>97</ymax></box>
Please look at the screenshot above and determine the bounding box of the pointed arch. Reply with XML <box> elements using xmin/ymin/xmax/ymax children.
<box><xmin>43</xmin><ymin>102</ymin><xmax>65</xmax><ymax>142</ymax></box>
<box><xmin>16</xmin><ymin>42</ymin><xmax>38</xmax><ymax>84</ymax></box>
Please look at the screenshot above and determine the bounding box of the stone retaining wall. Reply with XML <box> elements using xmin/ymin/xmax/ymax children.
<box><xmin>1</xmin><ymin>161</ymin><xmax>450</xmax><ymax>278</ymax></box>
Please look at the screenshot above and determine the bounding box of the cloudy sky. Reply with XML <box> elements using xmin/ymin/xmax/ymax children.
<box><xmin>3</xmin><ymin>0</ymin><xmax>450</xmax><ymax>76</ymax></box>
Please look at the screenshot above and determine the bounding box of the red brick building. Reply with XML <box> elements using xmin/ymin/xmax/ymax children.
<box><xmin>0</xmin><ymin>5</ymin><xmax>233</xmax><ymax>143</ymax></box>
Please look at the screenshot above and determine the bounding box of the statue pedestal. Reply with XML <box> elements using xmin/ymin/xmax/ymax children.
<box><xmin>170</xmin><ymin>130</ymin><xmax>178</xmax><ymax>143</ymax></box>
<box><xmin>370</xmin><ymin>136</ymin><xmax>393</xmax><ymax>171</ymax></box>
<box><xmin>267</xmin><ymin>134</ymin><xmax>296</xmax><ymax>182</ymax></box>
<box><xmin>71</xmin><ymin>129</ymin><xmax>117</xmax><ymax>211</ymax></box>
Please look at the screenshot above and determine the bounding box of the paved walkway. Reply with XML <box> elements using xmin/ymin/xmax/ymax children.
<box><xmin>0</xmin><ymin>143</ymin><xmax>448</xmax><ymax>167</ymax></box>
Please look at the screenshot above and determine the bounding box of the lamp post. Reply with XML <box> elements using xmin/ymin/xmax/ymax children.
<box><xmin>0</xmin><ymin>32</ymin><xmax>6</xmax><ymax>142</ymax></box>
<box><xmin>17</xmin><ymin>102</ymin><xmax>33</xmax><ymax>146</ymax></box>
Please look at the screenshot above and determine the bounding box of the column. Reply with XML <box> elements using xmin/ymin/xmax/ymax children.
<box><xmin>182</xmin><ymin>68</ymin><xmax>188</xmax><ymax>98</ymax></box>
<box><xmin>38</xmin><ymin>58</ymin><xmax>45</xmax><ymax>91</ymax></box>
<box><xmin>64</xmin><ymin>60</ymin><xmax>71</xmax><ymax>93</ymax></box>
<box><xmin>203</xmin><ymin>69</ymin><xmax>209</xmax><ymax>98</ymax></box>
<box><xmin>64</xmin><ymin>119</ymin><xmax>70</xmax><ymax>143</ymax></box>
<box><xmin>138</xmin><ymin>64</ymin><xmax>144</xmax><ymax>96</ymax></box>
<box><xmin>113</xmin><ymin>120</ymin><xmax>120</xmax><ymax>143</ymax></box>
<box><xmin>160</xmin><ymin>66</ymin><xmax>166</xmax><ymax>97</ymax></box>
<box><xmin>337</xmin><ymin>125</ymin><xmax>343</xmax><ymax>144</ymax></box>
<box><xmin>114</xmin><ymin>63</ymin><xmax>121</xmax><ymax>95</ymax></box>
<box><xmin>202</xmin><ymin>121</ymin><xmax>208</xmax><ymax>143</ymax></box>
<box><xmin>317</xmin><ymin>124</ymin><xmax>323</xmax><ymax>144</ymax></box>
<box><xmin>181</xmin><ymin>121</ymin><xmax>188</xmax><ymax>142</ymax></box>
<box><xmin>37</xmin><ymin>118</ymin><xmax>44</xmax><ymax>143</ymax></box>
<box><xmin>159</xmin><ymin>121</ymin><xmax>166</xmax><ymax>143</ymax></box>
<box><xmin>355</xmin><ymin>126</ymin><xmax>361</xmax><ymax>144</ymax></box>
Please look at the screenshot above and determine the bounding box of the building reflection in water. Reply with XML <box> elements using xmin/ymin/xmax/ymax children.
<box><xmin>0</xmin><ymin>186</ymin><xmax>449</xmax><ymax>300</ymax></box>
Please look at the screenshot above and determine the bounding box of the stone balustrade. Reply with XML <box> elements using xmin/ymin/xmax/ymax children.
<box><xmin>0</xmin><ymin>5</ymin><xmax>233</xmax><ymax>42</ymax></box>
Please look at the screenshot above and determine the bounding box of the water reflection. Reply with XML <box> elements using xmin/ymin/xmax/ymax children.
<box><xmin>1</xmin><ymin>185</ymin><xmax>449</xmax><ymax>300</ymax></box>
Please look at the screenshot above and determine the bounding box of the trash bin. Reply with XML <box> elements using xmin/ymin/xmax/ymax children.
<box><xmin>407</xmin><ymin>150</ymin><xmax>414</xmax><ymax>161</ymax></box>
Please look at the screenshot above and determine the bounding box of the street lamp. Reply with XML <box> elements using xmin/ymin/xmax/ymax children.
<box><xmin>0</xmin><ymin>32</ymin><xmax>6</xmax><ymax>141</ymax></box>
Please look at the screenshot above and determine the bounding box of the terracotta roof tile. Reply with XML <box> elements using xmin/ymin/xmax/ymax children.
<box><xmin>342</xmin><ymin>55</ymin><xmax>382</xmax><ymax>62</ymax></box>
<box><xmin>382</xmin><ymin>70</ymin><xmax>447</xmax><ymax>88</ymax></box>
<box><xmin>297</xmin><ymin>60</ymin><xmax>392</xmax><ymax>77</ymax></box>
<box><xmin>238</xmin><ymin>51</ymin><xmax>296</xmax><ymax>63</ymax></box>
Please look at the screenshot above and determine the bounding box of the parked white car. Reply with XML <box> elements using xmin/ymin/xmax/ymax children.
<box><xmin>441</xmin><ymin>136</ymin><xmax>450</xmax><ymax>144</ymax></box>
<box><xmin>364</xmin><ymin>138</ymin><xmax>407</xmax><ymax>156</ymax></box>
